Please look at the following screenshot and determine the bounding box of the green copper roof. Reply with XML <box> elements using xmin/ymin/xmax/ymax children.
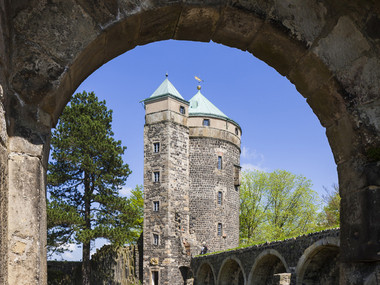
<box><xmin>189</xmin><ymin>90</ymin><xmax>229</xmax><ymax>119</ymax></box>
<box><xmin>147</xmin><ymin>77</ymin><xmax>184</xmax><ymax>100</ymax></box>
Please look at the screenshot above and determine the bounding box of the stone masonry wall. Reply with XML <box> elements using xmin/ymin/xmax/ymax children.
<box><xmin>191</xmin><ymin>229</ymin><xmax>341</xmax><ymax>285</ymax></box>
<box><xmin>0</xmin><ymin>0</ymin><xmax>9</xmax><ymax>283</ymax></box>
<box><xmin>143</xmin><ymin>110</ymin><xmax>191</xmax><ymax>285</ymax></box>
<box><xmin>189</xmin><ymin>136</ymin><xmax>240</xmax><ymax>253</ymax></box>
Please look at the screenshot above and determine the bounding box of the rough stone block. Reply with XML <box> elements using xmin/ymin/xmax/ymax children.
<box><xmin>312</xmin><ymin>16</ymin><xmax>370</xmax><ymax>72</ymax></box>
<box><xmin>288</xmin><ymin>52</ymin><xmax>333</xmax><ymax>98</ymax></box>
<box><xmin>212</xmin><ymin>6</ymin><xmax>263</xmax><ymax>50</ymax></box>
<box><xmin>138</xmin><ymin>6</ymin><xmax>182</xmax><ymax>45</ymax></box>
<box><xmin>336</xmin><ymin>56</ymin><xmax>380</xmax><ymax>105</ymax></box>
<box><xmin>306</xmin><ymin>80</ymin><xmax>347</xmax><ymax>128</ymax></box>
<box><xmin>340</xmin><ymin>186</ymin><xmax>380</xmax><ymax>262</ymax></box>
<box><xmin>175</xmin><ymin>6</ymin><xmax>221</xmax><ymax>42</ymax></box>
<box><xmin>272</xmin><ymin>0</ymin><xmax>327</xmax><ymax>46</ymax></box>
<box><xmin>8</xmin><ymin>153</ymin><xmax>47</xmax><ymax>285</ymax></box>
<box><xmin>325</xmin><ymin>114</ymin><xmax>356</xmax><ymax>164</ymax></box>
<box><xmin>247</xmin><ymin>22</ymin><xmax>307</xmax><ymax>76</ymax></box>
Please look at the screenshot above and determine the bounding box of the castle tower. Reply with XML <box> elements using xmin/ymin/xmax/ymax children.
<box><xmin>142</xmin><ymin>78</ymin><xmax>241</xmax><ymax>285</ymax></box>
<box><xmin>188</xmin><ymin>86</ymin><xmax>241</xmax><ymax>252</ymax></box>
<box><xmin>142</xmin><ymin>76</ymin><xmax>191</xmax><ymax>285</ymax></box>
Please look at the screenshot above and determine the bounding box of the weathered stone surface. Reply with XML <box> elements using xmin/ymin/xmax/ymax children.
<box><xmin>272</xmin><ymin>0</ymin><xmax>328</xmax><ymax>46</ymax></box>
<box><xmin>312</xmin><ymin>16</ymin><xmax>371</xmax><ymax>72</ymax></box>
<box><xmin>175</xmin><ymin>6</ymin><xmax>220</xmax><ymax>42</ymax></box>
<box><xmin>212</xmin><ymin>6</ymin><xmax>263</xmax><ymax>50</ymax></box>
<box><xmin>0</xmin><ymin>143</ymin><xmax>8</xmax><ymax>285</ymax></box>
<box><xmin>247</xmin><ymin>22</ymin><xmax>307</xmax><ymax>76</ymax></box>
<box><xmin>8</xmin><ymin>153</ymin><xmax>47</xmax><ymax>285</ymax></box>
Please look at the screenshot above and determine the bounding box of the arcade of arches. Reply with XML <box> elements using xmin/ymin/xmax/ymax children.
<box><xmin>0</xmin><ymin>0</ymin><xmax>379</xmax><ymax>284</ymax></box>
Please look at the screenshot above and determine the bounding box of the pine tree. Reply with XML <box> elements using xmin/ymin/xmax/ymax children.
<box><xmin>47</xmin><ymin>91</ymin><xmax>139</xmax><ymax>285</ymax></box>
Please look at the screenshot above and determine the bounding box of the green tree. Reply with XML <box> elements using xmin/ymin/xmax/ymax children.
<box><xmin>320</xmin><ymin>184</ymin><xmax>340</xmax><ymax>227</ymax></box>
<box><xmin>47</xmin><ymin>91</ymin><xmax>139</xmax><ymax>285</ymax></box>
<box><xmin>239</xmin><ymin>170</ymin><xmax>320</xmax><ymax>244</ymax></box>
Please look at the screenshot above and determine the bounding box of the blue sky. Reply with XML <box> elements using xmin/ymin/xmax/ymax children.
<box><xmin>53</xmin><ymin>40</ymin><xmax>337</xmax><ymax>260</ymax></box>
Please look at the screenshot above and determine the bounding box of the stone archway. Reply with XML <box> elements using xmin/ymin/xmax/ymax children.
<box><xmin>248</xmin><ymin>249</ymin><xmax>289</xmax><ymax>285</ymax></box>
<box><xmin>196</xmin><ymin>262</ymin><xmax>216</xmax><ymax>285</ymax></box>
<box><xmin>0</xmin><ymin>1</ymin><xmax>379</xmax><ymax>284</ymax></box>
<box><xmin>217</xmin><ymin>257</ymin><xmax>245</xmax><ymax>285</ymax></box>
<box><xmin>296</xmin><ymin>237</ymin><xmax>340</xmax><ymax>285</ymax></box>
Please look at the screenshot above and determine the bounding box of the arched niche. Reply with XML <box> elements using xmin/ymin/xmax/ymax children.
<box><xmin>217</xmin><ymin>257</ymin><xmax>246</xmax><ymax>285</ymax></box>
<box><xmin>248</xmin><ymin>249</ymin><xmax>289</xmax><ymax>285</ymax></box>
<box><xmin>196</xmin><ymin>262</ymin><xmax>216</xmax><ymax>285</ymax></box>
<box><xmin>296</xmin><ymin>237</ymin><xmax>340</xmax><ymax>285</ymax></box>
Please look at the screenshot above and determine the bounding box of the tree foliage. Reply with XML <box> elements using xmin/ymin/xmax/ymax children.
<box><xmin>319</xmin><ymin>184</ymin><xmax>340</xmax><ymax>227</ymax></box>
<box><xmin>239</xmin><ymin>170</ymin><xmax>320</xmax><ymax>245</ymax></box>
<box><xmin>47</xmin><ymin>91</ymin><xmax>142</xmax><ymax>284</ymax></box>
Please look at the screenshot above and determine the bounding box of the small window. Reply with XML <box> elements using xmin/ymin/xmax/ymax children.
<box><xmin>153</xmin><ymin>234</ymin><xmax>159</xmax><ymax>245</ymax></box>
<box><xmin>154</xmin><ymin>172</ymin><xmax>160</xmax><ymax>182</ymax></box>
<box><xmin>217</xmin><ymin>223</ymin><xmax>222</xmax><ymax>236</ymax></box>
<box><xmin>153</xmin><ymin>142</ymin><xmax>160</xmax><ymax>153</ymax></box>
<box><xmin>152</xmin><ymin>271</ymin><xmax>159</xmax><ymax>285</ymax></box>
<box><xmin>153</xmin><ymin>201</ymin><xmax>159</xmax><ymax>212</ymax></box>
<box><xmin>217</xmin><ymin>156</ymin><xmax>222</xmax><ymax>170</ymax></box>
<box><xmin>235</xmin><ymin>127</ymin><xmax>239</xmax><ymax>135</ymax></box>
<box><xmin>179</xmin><ymin>106</ymin><xmax>185</xmax><ymax>114</ymax></box>
<box><xmin>217</xmin><ymin>191</ymin><xmax>222</xmax><ymax>205</ymax></box>
<box><xmin>235</xmin><ymin>186</ymin><xmax>239</xmax><ymax>192</ymax></box>
<box><xmin>203</xmin><ymin>119</ymin><xmax>210</xmax><ymax>126</ymax></box>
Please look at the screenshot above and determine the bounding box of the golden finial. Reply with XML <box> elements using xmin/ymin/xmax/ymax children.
<box><xmin>195</xmin><ymin>76</ymin><xmax>204</xmax><ymax>91</ymax></box>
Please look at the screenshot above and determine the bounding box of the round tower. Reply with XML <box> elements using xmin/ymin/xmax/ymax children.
<box><xmin>188</xmin><ymin>86</ymin><xmax>242</xmax><ymax>253</ymax></box>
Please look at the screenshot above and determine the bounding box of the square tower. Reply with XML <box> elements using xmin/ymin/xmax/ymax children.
<box><xmin>142</xmin><ymin>77</ymin><xmax>191</xmax><ymax>284</ymax></box>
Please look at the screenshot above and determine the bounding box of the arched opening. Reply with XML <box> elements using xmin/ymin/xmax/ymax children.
<box><xmin>217</xmin><ymin>258</ymin><xmax>245</xmax><ymax>285</ymax></box>
<box><xmin>296</xmin><ymin>238</ymin><xmax>340</xmax><ymax>285</ymax></box>
<box><xmin>3</xmin><ymin>1</ymin><xmax>380</xmax><ymax>284</ymax></box>
<box><xmin>248</xmin><ymin>250</ymin><xmax>289</xmax><ymax>285</ymax></box>
<box><xmin>196</xmin><ymin>262</ymin><xmax>216</xmax><ymax>285</ymax></box>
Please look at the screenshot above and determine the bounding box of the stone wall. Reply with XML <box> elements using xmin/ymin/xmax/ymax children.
<box><xmin>189</xmin><ymin>137</ymin><xmax>240</xmax><ymax>253</ymax></box>
<box><xmin>191</xmin><ymin>229</ymin><xmax>341</xmax><ymax>285</ymax></box>
<box><xmin>47</xmin><ymin>261</ymin><xmax>82</xmax><ymax>285</ymax></box>
<box><xmin>0</xmin><ymin>0</ymin><xmax>9</xmax><ymax>283</ymax></box>
<box><xmin>143</xmin><ymin>106</ymin><xmax>191</xmax><ymax>284</ymax></box>
<box><xmin>47</xmin><ymin>246</ymin><xmax>139</xmax><ymax>285</ymax></box>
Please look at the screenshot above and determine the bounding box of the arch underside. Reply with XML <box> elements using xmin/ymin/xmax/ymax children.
<box><xmin>250</xmin><ymin>254</ymin><xmax>287</xmax><ymax>285</ymax></box>
<box><xmin>299</xmin><ymin>245</ymin><xmax>340</xmax><ymax>285</ymax></box>
<box><xmin>197</xmin><ymin>263</ymin><xmax>215</xmax><ymax>285</ymax></box>
<box><xmin>218</xmin><ymin>259</ymin><xmax>245</xmax><ymax>285</ymax></box>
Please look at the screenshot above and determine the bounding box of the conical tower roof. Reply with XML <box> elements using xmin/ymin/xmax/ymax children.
<box><xmin>145</xmin><ymin>77</ymin><xmax>184</xmax><ymax>102</ymax></box>
<box><xmin>188</xmin><ymin>88</ymin><xmax>229</xmax><ymax>119</ymax></box>
<box><xmin>188</xmin><ymin>87</ymin><xmax>241</xmax><ymax>129</ymax></box>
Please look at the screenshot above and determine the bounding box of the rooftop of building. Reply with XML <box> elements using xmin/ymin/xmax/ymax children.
<box><xmin>144</xmin><ymin>76</ymin><xmax>241</xmax><ymax>129</ymax></box>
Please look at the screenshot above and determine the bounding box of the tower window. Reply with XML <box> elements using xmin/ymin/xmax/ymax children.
<box><xmin>153</xmin><ymin>234</ymin><xmax>159</xmax><ymax>245</ymax></box>
<box><xmin>152</xmin><ymin>271</ymin><xmax>159</xmax><ymax>285</ymax></box>
<box><xmin>235</xmin><ymin>186</ymin><xmax>239</xmax><ymax>192</ymax></box>
<box><xmin>217</xmin><ymin>191</ymin><xmax>222</xmax><ymax>205</ymax></box>
<box><xmin>217</xmin><ymin>223</ymin><xmax>223</xmax><ymax>236</ymax></box>
<box><xmin>235</xmin><ymin>127</ymin><xmax>239</xmax><ymax>135</ymax></box>
<box><xmin>179</xmin><ymin>106</ymin><xmax>185</xmax><ymax>114</ymax></box>
<box><xmin>217</xmin><ymin>156</ymin><xmax>222</xmax><ymax>170</ymax></box>
<box><xmin>153</xmin><ymin>142</ymin><xmax>160</xmax><ymax>153</ymax></box>
<box><xmin>153</xmin><ymin>201</ymin><xmax>159</xmax><ymax>212</ymax></box>
<box><xmin>153</xmin><ymin>172</ymin><xmax>160</xmax><ymax>182</ymax></box>
<box><xmin>203</xmin><ymin>119</ymin><xmax>210</xmax><ymax>126</ymax></box>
